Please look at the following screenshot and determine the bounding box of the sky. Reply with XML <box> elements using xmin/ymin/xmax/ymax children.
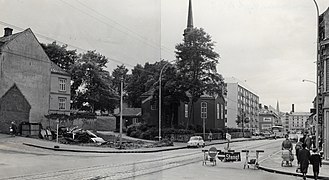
<box><xmin>0</xmin><ymin>0</ymin><xmax>328</xmax><ymax>113</ymax></box>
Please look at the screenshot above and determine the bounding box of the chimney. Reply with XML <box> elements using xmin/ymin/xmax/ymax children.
<box><xmin>4</xmin><ymin>27</ymin><xmax>13</xmax><ymax>37</ymax></box>
<box><xmin>292</xmin><ymin>104</ymin><xmax>295</xmax><ymax>113</ymax></box>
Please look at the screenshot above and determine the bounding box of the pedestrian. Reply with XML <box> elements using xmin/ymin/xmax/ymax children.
<box><xmin>304</xmin><ymin>133</ymin><xmax>312</xmax><ymax>150</ymax></box>
<box><xmin>298</xmin><ymin>143</ymin><xmax>311</xmax><ymax>180</ymax></box>
<box><xmin>295</xmin><ymin>138</ymin><xmax>303</xmax><ymax>170</ymax></box>
<box><xmin>10</xmin><ymin>121</ymin><xmax>17</xmax><ymax>137</ymax></box>
<box><xmin>208</xmin><ymin>131</ymin><xmax>213</xmax><ymax>142</ymax></box>
<box><xmin>282</xmin><ymin>134</ymin><xmax>293</xmax><ymax>151</ymax></box>
<box><xmin>309</xmin><ymin>148</ymin><xmax>322</xmax><ymax>180</ymax></box>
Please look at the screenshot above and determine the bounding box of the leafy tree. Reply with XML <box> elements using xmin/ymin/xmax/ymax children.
<box><xmin>70</xmin><ymin>50</ymin><xmax>117</xmax><ymax>112</ymax></box>
<box><xmin>175</xmin><ymin>28</ymin><xmax>224</xmax><ymax>128</ymax></box>
<box><xmin>112</xmin><ymin>64</ymin><xmax>129</xmax><ymax>94</ymax></box>
<box><xmin>125</xmin><ymin>62</ymin><xmax>160</xmax><ymax>107</ymax></box>
<box><xmin>41</xmin><ymin>41</ymin><xmax>78</xmax><ymax>71</ymax></box>
<box><xmin>158</xmin><ymin>62</ymin><xmax>189</xmax><ymax>128</ymax></box>
<box><xmin>236</xmin><ymin>110</ymin><xmax>250</xmax><ymax>137</ymax></box>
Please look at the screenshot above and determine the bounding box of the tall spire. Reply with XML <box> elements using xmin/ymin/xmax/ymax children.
<box><xmin>187</xmin><ymin>0</ymin><xmax>193</xmax><ymax>29</ymax></box>
<box><xmin>276</xmin><ymin>100</ymin><xmax>280</xmax><ymax>113</ymax></box>
<box><xmin>184</xmin><ymin>0</ymin><xmax>193</xmax><ymax>36</ymax></box>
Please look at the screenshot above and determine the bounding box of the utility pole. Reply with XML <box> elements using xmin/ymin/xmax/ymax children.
<box><xmin>119</xmin><ymin>76</ymin><xmax>123</xmax><ymax>148</ymax></box>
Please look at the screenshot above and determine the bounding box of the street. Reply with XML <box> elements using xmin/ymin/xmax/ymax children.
<box><xmin>0</xmin><ymin>137</ymin><xmax>301</xmax><ymax>180</ymax></box>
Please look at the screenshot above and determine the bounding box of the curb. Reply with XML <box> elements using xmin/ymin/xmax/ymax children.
<box><xmin>258</xmin><ymin>165</ymin><xmax>329</xmax><ymax>180</ymax></box>
<box><xmin>22</xmin><ymin>137</ymin><xmax>265</xmax><ymax>154</ymax></box>
<box><xmin>23</xmin><ymin>143</ymin><xmax>187</xmax><ymax>153</ymax></box>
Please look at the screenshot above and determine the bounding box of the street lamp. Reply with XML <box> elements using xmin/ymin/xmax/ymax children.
<box><xmin>302</xmin><ymin>78</ymin><xmax>319</xmax><ymax>148</ymax></box>
<box><xmin>311</xmin><ymin>0</ymin><xmax>320</xmax><ymax>150</ymax></box>
<box><xmin>302</xmin><ymin>79</ymin><xmax>316</xmax><ymax>84</ymax></box>
<box><xmin>158</xmin><ymin>60</ymin><xmax>174</xmax><ymax>141</ymax></box>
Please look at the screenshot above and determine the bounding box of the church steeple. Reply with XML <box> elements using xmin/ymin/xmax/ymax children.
<box><xmin>184</xmin><ymin>0</ymin><xmax>194</xmax><ymax>36</ymax></box>
<box><xmin>276</xmin><ymin>100</ymin><xmax>280</xmax><ymax>113</ymax></box>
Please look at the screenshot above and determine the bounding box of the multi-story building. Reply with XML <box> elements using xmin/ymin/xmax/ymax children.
<box><xmin>286</xmin><ymin>112</ymin><xmax>311</xmax><ymax>133</ymax></box>
<box><xmin>0</xmin><ymin>28</ymin><xmax>70</xmax><ymax>134</ymax></box>
<box><xmin>258</xmin><ymin>105</ymin><xmax>279</xmax><ymax>132</ymax></box>
<box><xmin>318</xmin><ymin>7</ymin><xmax>329</xmax><ymax>160</ymax></box>
<box><xmin>225</xmin><ymin>77</ymin><xmax>259</xmax><ymax>132</ymax></box>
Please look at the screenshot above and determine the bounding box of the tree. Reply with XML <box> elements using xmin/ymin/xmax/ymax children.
<box><xmin>125</xmin><ymin>62</ymin><xmax>160</xmax><ymax>108</ymax></box>
<box><xmin>70</xmin><ymin>50</ymin><xmax>117</xmax><ymax>112</ymax></box>
<box><xmin>236</xmin><ymin>110</ymin><xmax>250</xmax><ymax>137</ymax></box>
<box><xmin>41</xmin><ymin>41</ymin><xmax>78</xmax><ymax>71</ymax></box>
<box><xmin>112</xmin><ymin>64</ymin><xmax>129</xmax><ymax>94</ymax></box>
<box><xmin>175</xmin><ymin>28</ymin><xmax>224</xmax><ymax>128</ymax></box>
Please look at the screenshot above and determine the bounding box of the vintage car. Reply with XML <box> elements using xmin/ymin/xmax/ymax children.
<box><xmin>187</xmin><ymin>136</ymin><xmax>205</xmax><ymax>148</ymax></box>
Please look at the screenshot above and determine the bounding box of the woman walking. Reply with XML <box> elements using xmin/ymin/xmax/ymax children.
<box><xmin>298</xmin><ymin>143</ymin><xmax>311</xmax><ymax>180</ymax></box>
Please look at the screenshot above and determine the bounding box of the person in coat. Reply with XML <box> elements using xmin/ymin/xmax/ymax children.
<box><xmin>309</xmin><ymin>148</ymin><xmax>322</xmax><ymax>180</ymax></box>
<box><xmin>304</xmin><ymin>134</ymin><xmax>312</xmax><ymax>150</ymax></box>
<box><xmin>298</xmin><ymin>143</ymin><xmax>311</xmax><ymax>180</ymax></box>
<box><xmin>10</xmin><ymin>121</ymin><xmax>17</xmax><ymax>136</ymax></box>
<box><xmin>295</xmin><ymin>139</ymin><xmax>303</xmax><ymax>165</ymax></box>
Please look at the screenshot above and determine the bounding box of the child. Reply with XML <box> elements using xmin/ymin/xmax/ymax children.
<box><xmin>309</xmin><ymin>148</ymin><xmax>322</xmax><ymax>180</ymax></box>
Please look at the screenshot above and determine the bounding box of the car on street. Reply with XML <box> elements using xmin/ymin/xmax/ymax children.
<box><xmin>187</xmin><ymin>136</ymin><xmax>205</xmax><ymax>148</ymax></box>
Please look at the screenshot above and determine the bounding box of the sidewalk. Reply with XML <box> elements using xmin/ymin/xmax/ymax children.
<box><xmin>0</xmin><ymin>133</ymin><xmax>262</xmax><ymax>153</ymax></box>
<box><xmin>259</xmin><ymin>150</ymin><xmax>329</xmax><ymax>179</ymax></box>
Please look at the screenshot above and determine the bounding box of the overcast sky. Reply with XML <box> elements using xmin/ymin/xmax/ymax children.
<box><xmin>1</xmin><ymin>0</ymin><xmax>328</xmax><ymax>112</ymax></box>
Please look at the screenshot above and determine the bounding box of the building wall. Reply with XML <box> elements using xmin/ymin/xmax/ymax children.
<box><xmin>49</xmin><ymin>73</ymin><xmax>71</xmax><ymax>115</ymax></box>
<box><xmin>226</xmin><ymin>81</ymin><xmax>259</xmax><ymax>131</ymax></box>
<box><xmin>226</xmin><ymin>83</ymin><xmax>238</xmax><ymax>128</ymax></box>
<box><xmin>259</xmin><ymin>114</ymin><xmax>274</xmax><ymax>132</ymax></box>
<box><xmin>0</xmin><ymin>29</ymin><xmax>51</xmax><ymax>123</ymax></box>
<box><xmin>288</xmin><ymin>112</ymin><xmax>311</xmax><ymax>132</ymax></box>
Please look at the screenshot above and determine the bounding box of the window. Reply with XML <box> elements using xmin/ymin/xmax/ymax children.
<box><xmin>151</xmin><ymin>101</ymin><xmax>157</xmax><ymax>110</ymax></box>
<box><xmin>262</xmin><ymin>124</ymin><xmax>271</xmax><ymax>130</ymax></box>
<box><xmin>217</xmin><ymin>104</ymin><xmax>220</xmax><ymax>119</ymax></box>
<box><xmin>185</xmin><ymin>104</ymin><xmax>188</xmax><ymax>118</ymax></box>
<box><xmin>263</xmin><ymin>117</ymin><xmax>271</xmax><ymax>122</ymax></box>
<box><xmin>58</xmin><ymin>97</ymin><xmax>66</xmax><ymax>110</ymax></box>
<box><xmin>59</xmin><ymin>78</ymin><xmax>67</xmax><ymax>92</ymax></box>
<box><xmin>221</xmin><ymin>104</ymin><xmax>224</xmax><ymax>119</ymax></box>
<box><xmin>201</xmin><ymin>102</ymin><xmax>207</xmax><ymax>118</ymax></box>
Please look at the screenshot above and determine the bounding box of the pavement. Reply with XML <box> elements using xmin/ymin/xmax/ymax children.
<box><xmin>1</xmin><ymin>133</ymin><xmax>329</xmax><ymax>179</ymax></box>
<box><xmin>258</xmin><ymin>149</ymin><xmax>329</xmax><ymax>180</ymax></box>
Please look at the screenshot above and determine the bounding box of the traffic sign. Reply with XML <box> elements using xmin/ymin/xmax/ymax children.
<box><xmin>208</xmin><ymin>147</ymin><xmax>217</xmax><ymax>158</ymax></box>
<box><xmin>226</xmin><ymin>133</ymin><xmax>231</xmax><ymax>141</ymax></box>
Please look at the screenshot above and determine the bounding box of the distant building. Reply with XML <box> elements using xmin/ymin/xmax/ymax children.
<box><xmin>258</xmin><ymin>104</ymin><xmax>279</xmax><ymax>132</ymax></box>
<box><xmin>0</xmin><ymin>28</ymin><xmax>70</xmax><ymax>133</ymax></box>
<box><xmin>225</xmin><ymin>77</ymin><xmax>259</xmax><ymax>132</ymax></box>
<box><xmin>286</xmin><ymin>112</ymin><xmax>311</xmax><ymax>133</ymax></box>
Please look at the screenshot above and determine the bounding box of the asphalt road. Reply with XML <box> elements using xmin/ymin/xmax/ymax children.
<box><xmin>0</xmin><ymin>137</ymin><xmax>299</xmax><ymax>180</ymax></box>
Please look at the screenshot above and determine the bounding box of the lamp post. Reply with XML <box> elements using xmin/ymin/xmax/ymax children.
<box><xmin>302</xmin><ymin>78</ymin><xmax>319</xmax><ymax>148</ymax></box>
<box><xmin>158</xmin><ymin>61</ymin><xmax>173</xmax><ymax>141</ymax></box>
<box><xmin>311</xmin><ymin>0</ymin><xmax>320</xmax><ymax>150</ymax></box>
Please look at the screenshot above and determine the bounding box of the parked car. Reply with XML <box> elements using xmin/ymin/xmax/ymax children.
<box><xmin>187</xmin><ymin>136</ymin><xmax>205</xmax><ymax>148</ymax></box>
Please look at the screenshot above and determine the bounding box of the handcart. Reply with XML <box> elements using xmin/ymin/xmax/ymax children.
<box><xmin>281</xmin><ymin>149</ymin><xmax>293</xmax><ymax>167</ymax></box>
<box><xmin>242</xmin><ymin>150</ymin><xmax>264</xmax><ymax>169</ymax></box>
<box><xmin>202</xmin><ymin>146</ymin><xmax>219</xmax><ymax>166</ymax></box>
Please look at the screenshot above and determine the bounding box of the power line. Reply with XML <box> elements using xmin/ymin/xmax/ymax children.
<box><xmin>58</xmin><ymin>0</ymin><xmax>173</xmax><ymax>56</ymax></box>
